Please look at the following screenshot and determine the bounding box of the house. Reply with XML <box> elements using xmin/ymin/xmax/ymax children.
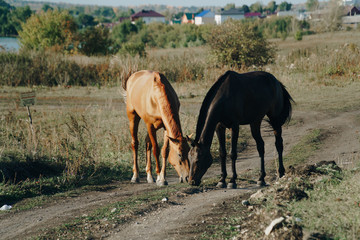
<box><xmin>131</xmin><ymin>10</ymin><xmax>165</xmax><ymax>24</ymax></box>
<box><xmin>195</xmin><ymin>10</ymin><xmax>215</xmax><ymax>25</ymax></box>
<box><xmin>347</xmin><ymin>6</ymin><xmax>360</xmax><ymax>16</ymax></box>
<box><xmin>215</xmin><ymin>8</ymin><xmax>244</xmax><ymax>25</ymax></box>
<box><xmin>182</xmin><ymin>13</ymin><xmax>195</xmax><ymax>24</ymax></box>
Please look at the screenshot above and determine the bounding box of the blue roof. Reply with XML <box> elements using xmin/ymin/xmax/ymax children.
<box><xmin>196</xmin><ymin>10</ymin><xmax>211</xmax><ymax>17</ymax></box>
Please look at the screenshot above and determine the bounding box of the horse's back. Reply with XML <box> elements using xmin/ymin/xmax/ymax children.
<box><xmin>216</xmin><ymin>71</ymin><xmax>287</xmax><ymax>125</ymax></box>
<box><xmin>125</xmin><ymin>70</ymin><xmax>180</xmax><ymax>122</ymax></box>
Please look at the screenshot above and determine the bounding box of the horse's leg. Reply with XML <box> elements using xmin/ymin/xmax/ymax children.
<box><xmin>250</xmin><ymin>121</ymin><xmax>266</xmax><ymax>186</ymax></box>
<box><xmin>274</xmin><ymin>127</ymin><xmax>285</xmax><ymax>178</ymax></box>
<box><xmin>215</xmin><ymin>124</ymin><xmax>227</xmax><ymax>188</ymax></box>
<box><xmin>160</xmin><ymin>131</ymin><xmax>170</xmax><ymax>182</ymax></box>
<box><xmin>128</xmin><ymin>112</ymin><xmax>141</xmax><ymax>183</ymax></box>
<box><xmin>145</xmin><ymin>134</ymin><xmax>155</xmax><ymax>183</ymax></box>
<box><xmin>228</xmin><ymin>125</ymin><xmax>239</xmax><ymax>189</ymax></box>
<box><xmin>146</xmin><ymin>124</ymin><xmax>166</xmax><ymax>186</ymax></box>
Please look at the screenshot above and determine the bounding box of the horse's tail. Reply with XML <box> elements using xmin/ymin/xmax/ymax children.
<box><xmin>121</xmin><ymin>70</ymin><xmax>133</xmax><ymax>91</ymax></box>
<box><xmin>279</xmin><ymin>82</ymin><xmax>294</xmax><ymax>126</ymax></box>
<box><xmin>269</xmin><ymin>82</ymin><xmax>294</xmax><ymax>128</ymax></box>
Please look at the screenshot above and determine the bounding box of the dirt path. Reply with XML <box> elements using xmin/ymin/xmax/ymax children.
<box><xmin>1</xmin><ymin>109</ymin><xmax>359</xmax><ymax>240</ymax></box>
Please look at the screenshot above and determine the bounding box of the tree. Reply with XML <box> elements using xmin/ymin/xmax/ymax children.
<box><xmin>224</xmin><ymin>3</ymin><xmax>236</xmax><ymax>10</ymax></box>
<box><xmin>250</xmin><ymin>2</ymin><xmax>263</xmax><ymax>13</ymax></box>
<box><xmin>306</xmin><ymin>0</ymin><xmax>319</xmax><ymax>11</ymax></box>
<box><xmin>322</xmin><ymin>0</ymin><xmax>343</xmax><ymax>32</ymax></box>
<box><xmin>77</xmin><ymin>26</ymin><xmax>113</xmax><ymax>56</ymax></box>
<box><xmin>278</xmin><ymin>1</ymin><xmax>292</xmax><ymax>11</ymax></box>
<box><xmin>242</xmin><ymin>5</ymin><xmax>250</xmax><ymax>13</ymax></box>
<box><xmin>19</xmin><ymin>10</ymin><xmax>77</xmax><ymax>51</ymax></box>
<box><xmin>266</xmin><ymin>1</ymin><xmax>278</xmax><ymax>13</ymax></box>
<box><xmin>111</xmin><ymin>19</ymin><xmax>138</xmax><ymax>44</ymax></box>
<box><xmin>206</xmin><ymin>19</ymin><xmax>275</xmax><ymax>68</ymax></box>
<box><xmin>42</xmin><ymin>4</ymin><xmax>53</xmax><ymax>12</ymax></box>
<box><xmin>77</xmin><ymin>13</ymin><xmax>97</xmax><ymax>28</ymax></box>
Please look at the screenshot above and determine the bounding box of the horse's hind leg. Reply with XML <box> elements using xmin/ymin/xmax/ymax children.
<box><xmin>215</xmin><ymin>124</ymin><xmax>227</xmax><ymax>188</ymax></box>
<box><xmin>128</xmin><ymin>112</ymin><xmax>140</xmax><ymax>183</ymax></box>
<box><xmin>250</xmin><ymin>121</ymin><xmax>266</xmax><ymax>186</ymax></box>
<box><xmin>145</xmin><ymin>134</ymin><xmax>155</xmax><ymax>183</ymax></box>
<box><xmin>274</xmin><ymin>127</ymin><xmax>285</xmax><ymax>178</ymax></box>
<box><xmin>160</xmin><ymin>131</ymin><xmax>170</xmax><ymax>184</ymax></box>
<box><xmin>228</xmin><ymin>125</ymin><xmax>239</xmax><ymax>189</ymax></box>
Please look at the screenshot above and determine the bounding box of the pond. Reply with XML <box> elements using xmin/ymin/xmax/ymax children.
<box><xmin>0</xmin><ymin>37</ymin><xmax>20</xmax><ymax>51</ymax></box>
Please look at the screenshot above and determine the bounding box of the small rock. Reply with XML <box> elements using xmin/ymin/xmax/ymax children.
<box><xmin>111</xmin><ymin>208</ymin><xmax>117</xmax><ymax>213</ymax></box>
<box><xmin>250</xmin><ymin>190</ymin><xmax>264</xmax><ymax>200</ymax></box>
<box><xmin>264</xmin><ymin>217</ymin><xmax>285</xmax><ymax>235</ymax></box>
<box><xmin>162</xmin><ymin>197</ymin><xmax>168</xmax><ymax>202</ymax></box>
<box><xmin>0</xmin><ymin>205</ymin><xmax>12</xmax><ymax>211</ymax></box>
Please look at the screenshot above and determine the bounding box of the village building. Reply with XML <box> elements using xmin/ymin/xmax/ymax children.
<box><xmin>214</xmin><ymin>8</ymin><xmax>245</xmax><ymax>25</ymax></box>
<box><xmin>195</xmin><ymin>10</ymin><xmax>215</xmax><ymax>25</ymax></box>
<box><xmin>182</xmin><ymin>13</ymin><xmax>195</xmax><ymax>24</ymax></box>
<box><xmin>131</xmin><ymin>10</ymin><xmax>165</xmax><ymax>24</ymax></box>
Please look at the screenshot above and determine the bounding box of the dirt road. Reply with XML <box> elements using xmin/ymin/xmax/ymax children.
<box><xmin>1</xmin><ymin>109</ymin><xmax>359</xmax><ymax>240</ymax></box>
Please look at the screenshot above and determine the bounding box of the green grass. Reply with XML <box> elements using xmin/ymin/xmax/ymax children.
<box><xmin>289</xmin><ymin>168</ymin><xmax>360</xmax><ymax>239</ymax></box>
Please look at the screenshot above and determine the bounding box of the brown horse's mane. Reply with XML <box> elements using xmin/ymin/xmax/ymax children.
<box><xmin>154</xmin><ymin>72</ymin><xmax>183</xmax><ymax>140</ymax></box>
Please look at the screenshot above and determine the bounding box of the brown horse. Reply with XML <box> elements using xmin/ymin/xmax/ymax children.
<box><xmin>123</xmin><ymin>70</ymin><xmax>190</xmax><ymax>186</ymax></box>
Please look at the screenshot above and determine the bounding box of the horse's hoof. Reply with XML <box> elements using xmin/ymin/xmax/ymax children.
<box><xmin>157</xmin><ymin>180</ymin><xmax>168</xmax><ymax>186</ymax></box>
<box><xmin>216</xmin><ymin>182</ymin><xmax>227</xmax><ymax>188</ymax></box>
<box><xmin>227</xmin><ymin>182</ymin><xmax>237</xmax><ymax>189</ymax></box>
<box><xmin>147</xmin><ymin>177</ymin><xmax>155</xmax><ymax>183</ymax></box>
<box><xmin>131</xmin><ymin>177</ymin><xmax>140</xmax><ymax>183</ymax></box>
<box><xmin>257</xmin><ymin>180</ymin><xmax>266</xmax><ymax>187</ymax></box>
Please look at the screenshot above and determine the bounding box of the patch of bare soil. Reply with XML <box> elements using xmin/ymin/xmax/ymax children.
<box><xmin>1</xmin><ymin>109</ymin><xmax>359</xmax><ymax>240</ymax></box>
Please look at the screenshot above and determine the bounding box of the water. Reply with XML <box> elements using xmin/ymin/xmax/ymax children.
<box><xmin>0</xmin><ymin>37</ymin><xmax>20</xmax><ymax>51</ymax></box>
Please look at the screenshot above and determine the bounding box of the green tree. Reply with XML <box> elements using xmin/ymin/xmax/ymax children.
<box><xmin>42</xmin><ymin>4</ymin><xmax>53</xmax><ymax>12</ymax></box>
<box><xmin>224</xmin><ymin>3</ymin><xmax>236</xmax><ymax>10</ymax></box>
<box><xmin>250</xmin><ymin>2</ymin><xmax>263</xmax><ymax>13</ymax></box>
<box><xmin>77</xmin><ymin>13</ymin><xmax>97</xmax><ymax>28</ymax></box>
<box><xmin>242</xmin><ymin>5</ymin><xmax>250</xmax><ymax>13</ymax></box>
<box><xmin>206</xmin><ymin>19</ymin><xmax>275</xmax><ymax>68</ymax></box>
<box><xmin>266</xmin><ymin>1</ymin><xmax>278</xmax><ymax>13</ymax></box>
<box><xmin>278</xmin><ymin>1</ymin><xmax>292</xmax><ymax>11</ymax></box>
<box><xmin>111</xmin><ymin>19</ymin><xmax>138</xmax><ymax>44</ymax></box>
<box><xmin>19</xmin><ymin>10</ymin><xmax>77</xmax><ymax>51</ymax></box>
<box><xmin>9</xmin><ymin>6</ymin><xmax>32</xmax><ymax>33</ymax></box>
<box><xmin>77</xmin><ymin>26</ymin><xmax>113</xmax><ymax>56</ymax></box>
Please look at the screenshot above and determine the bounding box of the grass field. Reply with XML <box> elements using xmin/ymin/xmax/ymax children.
<box><xmin>1</xmin><ymin>30</ymin><xmax>360</xmax><ymax>238</ymax></box>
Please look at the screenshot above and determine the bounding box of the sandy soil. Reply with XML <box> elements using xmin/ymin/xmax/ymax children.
<box><xmin>1</xmin><ymin>108</ymin><xmax>359</xmax><ymax>240</ymax></box>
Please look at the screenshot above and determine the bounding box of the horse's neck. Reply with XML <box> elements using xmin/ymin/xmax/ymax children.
<box><xmin>198</xmin><ymin>111</ymin><xmax>219</xmax><ymax>149</ymax></box>
<box><xmin>157</xmin><ymin>92</ymin><xmax>183</xmax><ymax>139</ymax></box>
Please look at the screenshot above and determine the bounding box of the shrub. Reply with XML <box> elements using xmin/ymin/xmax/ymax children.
<box><xmin>18</xmin><ymin>10</ymin><xmax>77</xmax><ymax>52</ymax></box>
<box><xmin>294</xmin><ymin>30</ymin><xmax>303</xmax><ymax>41</ymax></box>
<box><xmin>77</xmin><ymin>26</ymin><xmax>114</xmax><ymax>56</ymax></box>
<box><xmin>206</xmin><ymin>19</ymin><xmax>276</xmax><ymax>68</ymax></box>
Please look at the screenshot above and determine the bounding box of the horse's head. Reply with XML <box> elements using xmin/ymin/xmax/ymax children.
<box><xmin>188</xmin><ymin>142</ymin><xmax>213</xmax><ymax>186</ymax></box>
<box><xmin>168</xmin><ymin>136</ymin><xmax>190</xmax><ymax>183</ymax></box>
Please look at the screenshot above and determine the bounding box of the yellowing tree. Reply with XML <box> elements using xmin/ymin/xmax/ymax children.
<box><xmin>19</xmin><ymin>10</ymin><xmax>77</xmax><ymax>51</ymax></box>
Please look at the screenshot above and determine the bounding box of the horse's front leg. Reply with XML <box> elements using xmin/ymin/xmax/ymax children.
<box><xmin>159</xmin><ymin>131</ymin><xmax>170</xmax><ymax>185</ymax></box>
<box><xmin>215</xmin><ymin>124</ymin><xmax>227</xmax><ymax>188</ymax></box>
<box><xmin>228</xmin><ymin>125</ymin><xmax>239</xmax><ymax>189</ymax></box>
<box><xmin>250</xmin><ymin>121</ymin><xmax>266</xmax><ymax>186</ymax></box>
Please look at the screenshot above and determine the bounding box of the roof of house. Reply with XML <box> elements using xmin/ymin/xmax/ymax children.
<box><xmin>347</xmin><ymin>6</ymin><xmax>360</xmax><ymax>16</ymax></box>
<box><xmin>131</xmin><ymin>10</ymin><xmax>165</xmax><ymax>18</ymax></box>
<box><xmin>245</xmin><ymin>12</ymin><xmax>262</xmax><ymax>18</ymax></box>
<box><xmin>196</xmin><ymin>10</ymin><xmax>212</xmax><ymax>17</ymax></box>
<box><xmin>184</xmin><ymin>13</ymin><xmax>195</xmax><ymax>20</ymax></box>
<box><xmin>217</xmin><ymin>8</ymin><xmax>244</xmax><ymax>15</ymax></box>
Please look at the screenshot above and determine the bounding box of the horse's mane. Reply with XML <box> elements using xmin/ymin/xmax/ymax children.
<box><xmin>194</xmin><ymin>71</ymin><xmax>231</xmax><ymax>142</ymax></box>
<box><xmin>155</xmin><ymin>72</ymin><xmax>183</xmax><ymax>139</ymax></box>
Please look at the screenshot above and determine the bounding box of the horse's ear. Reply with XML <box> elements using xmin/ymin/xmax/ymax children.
<box><xmin>186</xmin><ymin>134</ymin><xmax>196</xmax><ymax>147</ymax></box>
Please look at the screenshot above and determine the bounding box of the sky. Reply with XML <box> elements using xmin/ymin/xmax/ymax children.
<box><xmin>28</xmin><ymin>0</ymin><xmax>306</xmax><ymax>7</ymax></box>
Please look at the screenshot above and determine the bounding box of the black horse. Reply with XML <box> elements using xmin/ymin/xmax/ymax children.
<box><xmin>188</xmin><ymin>71</ymin><xmax>293</xmax><ymax>188</ymax></box>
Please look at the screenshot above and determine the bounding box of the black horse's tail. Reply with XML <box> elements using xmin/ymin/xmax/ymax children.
<box><xmin>269</xmin><ymin>82</ymin><xmax>294</xmax><ymax>128</ymax></box>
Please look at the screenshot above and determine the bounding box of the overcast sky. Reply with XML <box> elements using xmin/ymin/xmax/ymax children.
<box><xmin>28</xmin><ymin>0</ymin><xmax>307</xmax><ymax>7</ymax></box>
